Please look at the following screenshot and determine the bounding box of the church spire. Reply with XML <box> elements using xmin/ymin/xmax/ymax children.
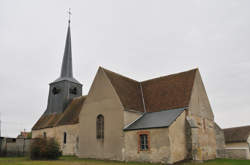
<box><xmin>45</xmin><ymin>11</ymin><xmax>82</xmax><ymax>115</ymax></box>
<box><xmin>60</xmin><ymin>23</ymin><xmax>73</xmax><ymax>78</ymax></box>
<box><xmin>53</xmin><ymin>9</ymin><xmax>80</xmax><ymax>84</ymax></box>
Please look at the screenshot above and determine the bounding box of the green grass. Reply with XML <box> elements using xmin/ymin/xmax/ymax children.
<box><xmin>0</xmin><ymin>156</ymin><xmax>250</xmax><ymax>165</ymax></box>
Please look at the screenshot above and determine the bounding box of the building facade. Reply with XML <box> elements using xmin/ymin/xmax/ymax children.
<box><xmin>78</xmin><ymin>67</ymin><xmax>217</xmax><ymax>164</ymax></box>
<box><xmin>32</xmin><ymin>21</ymin><xmax>222</xmax><ymax>163</ymax></box>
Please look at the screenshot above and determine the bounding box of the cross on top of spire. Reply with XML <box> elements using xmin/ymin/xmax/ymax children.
<box><xmin>68</xmin><ymin>8</ymin><xmax>72</xmax><ymax>24</ymax></box>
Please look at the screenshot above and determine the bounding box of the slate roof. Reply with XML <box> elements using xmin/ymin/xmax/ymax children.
<box><xmin>124</xmin><ymin>107</ymin><xmax>186</xmax><ymax>131</ymax></box>
<box><xmin>223</xmin><ymin>125</ymin><xmax>250</xmax><ymax>143</ymax></box>
<box><xmin>102</xmin><ymin>67</ymin><xmax>197</xmax><ymax>113</ymax></box>
<box><xmin>52</xmin><ymin>77</ymin><xmax>81</xmax><ymax>84</ymax></box>
<box><xmin>52</xmin><ymin>23</ymin><xmax>81</xmax><ymax>84</ymax></box>
<box><xmin>32</xmin><ymin>96</ymin><xmax>86</xmax><ymax>130</ymax></box>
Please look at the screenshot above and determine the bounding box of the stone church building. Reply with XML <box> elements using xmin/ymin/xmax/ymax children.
<box><xmin>32</xmin><ymin>22</ymin><xmax>221</xmax><ymax>164</ymax></box>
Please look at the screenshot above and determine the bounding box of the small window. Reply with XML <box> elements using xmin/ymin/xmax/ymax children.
<box><xmin>96</xmin><ymin>115</ymin><xmax>104</xmax><ymax>139</ymax></box>
<box><xmin>70</xmin><ymin>87</ymin><xmax>77</xmax><ymax>95</ymax></box>
<box><xmin>43</xmin><ymin>132</ymin><xmax>46</xmax><ymax>138</ymax></box>
<box><xmin>52</xmin><ymin>87</ymin><xmax>60</xmax><ymax>95</ymax></box>
<box><xmin>140</xmin><ymin>134</ymin><xmax>149</xmax><ymax>151</ymax></box>
<box><xmin>138</xmin><ymin>131</ymin><xmax>150</xmax><ymax>152</ymax></box>
<box><xmin>63</xmin><ymin>132</ymin><xmax>67</xmax><ymax>144</ymax></box>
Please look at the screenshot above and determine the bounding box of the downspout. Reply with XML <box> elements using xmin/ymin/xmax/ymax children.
<box><xmin>139</xmin><ymin>83</ymin><xmax>147</xmax><ymax>113</ymax></box>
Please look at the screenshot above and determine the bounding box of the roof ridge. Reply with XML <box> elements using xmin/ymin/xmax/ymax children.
<box><xmin>223</xmin><ymin>125</ymin><xmax>250</xmax><ymax>130</ymax></box>
<box><xmin>100</xmin><ymin>67</ymin><xmax>139</xmax><ymax>83</ymax></box>
<box><xmin>141</xmin><ymin>68</ymin><xmax>198</xmax><ymax>83</ymax></box>
<box><xmin>145</xmin><ymin>107</ymin><xmax>188</xmax><ymax>114</ymax></box>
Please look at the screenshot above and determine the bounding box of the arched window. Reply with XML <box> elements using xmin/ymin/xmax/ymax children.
<box><xmin>63</xmin><ymin>132</ymin><xmax>67</xmax><ymax>144</ymax></box>
<box><xmin>96</xmin><ymin>115</ymin><xmax>104</xmax><ymax>139</ymax></box>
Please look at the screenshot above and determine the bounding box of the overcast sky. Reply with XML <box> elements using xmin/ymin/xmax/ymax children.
<box><xmin>1</xmin><ymin>0</ymin><xmax>250</xmax><ymax>137</ymax></box>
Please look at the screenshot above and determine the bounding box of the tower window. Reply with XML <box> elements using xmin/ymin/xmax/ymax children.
<box><xmin>52</xmin><ymin>87</ymin><xmax>60</xmax><ymax>95</ymax></box>
<box><xmin>96</xmin><ymin>115</ymin><xmax>104</xmax><ymax>140</ymax></box>
<box><xmin>70</xmin><ymin>87</ymin><xmax>77</xmax><ymax>95</ymax></box>
<box><xmin>63</xmin><ymin>132</ymin><xmax>67</xmax><ymax>144</ymax></box>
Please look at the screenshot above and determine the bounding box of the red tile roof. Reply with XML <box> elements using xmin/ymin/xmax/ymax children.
<box><xmin>141</xmin><ymin>69</ymin><xmax>197</xmax><ymax>112</ymax></box>
<box><xmin>102</xmin><ymin>68</ymin><xmax>145</xmax><ymax>112</ymax></box>
<box><xmin>103</xmin><ymin>67</ymin><xmax>197</xmax><ymax>113</ymax></box>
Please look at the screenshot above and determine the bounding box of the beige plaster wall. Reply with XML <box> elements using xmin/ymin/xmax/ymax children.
<box><xmin>189</xmin><ymin>70</ymin><xmax>214</xmax><ymax>120</ymax></box>
<box><xmin>124</xmin><ymin>110</ymin><xmax>142</xmax><ymax>127</ymax></box>
<box><xmin>32</xmin><ymin>128</ymin><xmax>54</xmax><ymax>138</ymax></box>
<box><xmin>169</xmin><ymin>111</ymin><xmax>188</xmax><ymax>163</ymax></box>
<box><xmin>188</xmin><ymin>70</ymin><xmax>217</xmax><ymax>161</ymax></box>
<box><xmin>226</xmin><ymin>142</ymin><xmax>249</xmax><ymax>149</ymax></box>
<box><xmin>124</xmin><ymin>128</ymin><xmax>171</xmax><ymax>164</ymax></box>
<box><xmin>78</xmin><ymin>68</ymin><xmax>125</xmax><ymax>160</ymax></box>
<box><xmin>32</xmin><ymin>124</ymin><xmax>79</xmax><ymax>155</ymax></box>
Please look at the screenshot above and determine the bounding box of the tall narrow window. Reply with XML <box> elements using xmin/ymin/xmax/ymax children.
<box><xmin>138</xmin><ymin>131</ymin><xmax>150</xmax><ymax>152</ymax></box>
<box><xmin>63</xmin><ymin>132</ymin><xmax>67</xmax><ymax>144</ymax></box>
<box><xmin>96</xmin><ymin>115</ymin><xmax>104</xmax><ymax>139</ymax></box>
<box><xmin>140</xmin><ymin>134</ymin><xmax>148</xmax><ymax>151</ymax></box>
<box><xmin>43</xmin><ymin>132</ymin><xmax>46</xmax><ymax>139</ymax></box>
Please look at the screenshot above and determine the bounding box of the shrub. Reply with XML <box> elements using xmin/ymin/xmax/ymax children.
<box><xmin>30</xmin><ymin>136</ymin><xmax>62</xmax><ymax>160</ymax></box>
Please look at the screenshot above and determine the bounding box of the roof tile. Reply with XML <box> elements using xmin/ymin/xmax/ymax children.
<box><xmin>223</xmin><ymin>125</ymin><xmax>250</xmax><ymax>143</ymax></box>
<box><xmin>32</xmin><ymin>96</ymin><xmax>86</xmax><ymax>130</ymax></box>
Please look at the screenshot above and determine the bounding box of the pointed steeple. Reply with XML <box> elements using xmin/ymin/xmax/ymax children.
<box><xmin>60</xmin><ymin>23</ymin><xmax>73</xmax><ymax>78</ymax></box>
<box><xmin>45</xmin><ymin>16</ymin><xmax>82</xmax><ymax>115</ymax></box>
<box><xmin>53</xmin><ymin>19</ymin><xmax>80</xmax><ymax>84</ymax></box>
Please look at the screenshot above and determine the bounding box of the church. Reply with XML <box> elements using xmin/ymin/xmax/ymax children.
<box><xmin>32</xmin><ymin>21</ymin><xmax>222</xmax><ymax>164</ymax></box>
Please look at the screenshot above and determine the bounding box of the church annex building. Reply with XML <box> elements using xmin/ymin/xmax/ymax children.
<box><xmin>32</xmin><ymin>22</ymin><xmax>223</xmax><ymax>164</ymax></box>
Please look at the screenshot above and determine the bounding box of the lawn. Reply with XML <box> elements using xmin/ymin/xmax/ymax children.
<box><xmin>0</xmin><ymin>156</ymin><xmax>250</xmax><ymax>165</ymax></box>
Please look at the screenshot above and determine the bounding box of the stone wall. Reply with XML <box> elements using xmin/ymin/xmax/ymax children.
<box><xmin>189</xmin><ymin>116</ymin><xmax>217</xmax><ymax>161</ymax></box>
<box><xmin>224</xmin><ymin>141</ymin><xmax>250</xmax><ymax>159</ymax></box>
<box><xmin>32</xmin><ymin>124</ymin><xmax>79</xmax><ymax>155</ymax></box>
<box><xmin>214</xmin><ymin>123</ymin><xmax>226</xmax><ymax>158</ymax></box>
<box><xmin>124</xmin><ymin>128</ymin><xmax>171</xmax><ymax>164</ymax></box>
<box><xmin>225</xmin><ymin>148</ymin><xmax>250</xmax><ymax>160</ymax></box>
<box><xmin>0</xmin><ymin>138</ymin><xmax>32</xmax><ymax>156</ymax></box>
<box><xmin>124</xmin><ymin>112</ymin><xmax>187</xmax><ymax>164</ymax></box>
<box><xmin>188</xmin><ymin>70</ymin><xmax>217</xmax><ymax>161</ymax></box>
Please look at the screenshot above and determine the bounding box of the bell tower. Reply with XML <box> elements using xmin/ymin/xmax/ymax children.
<box><xmin>44</xmin><ymin>17</ymin><xmax>82</xmax><ymax>115</ymax></box>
